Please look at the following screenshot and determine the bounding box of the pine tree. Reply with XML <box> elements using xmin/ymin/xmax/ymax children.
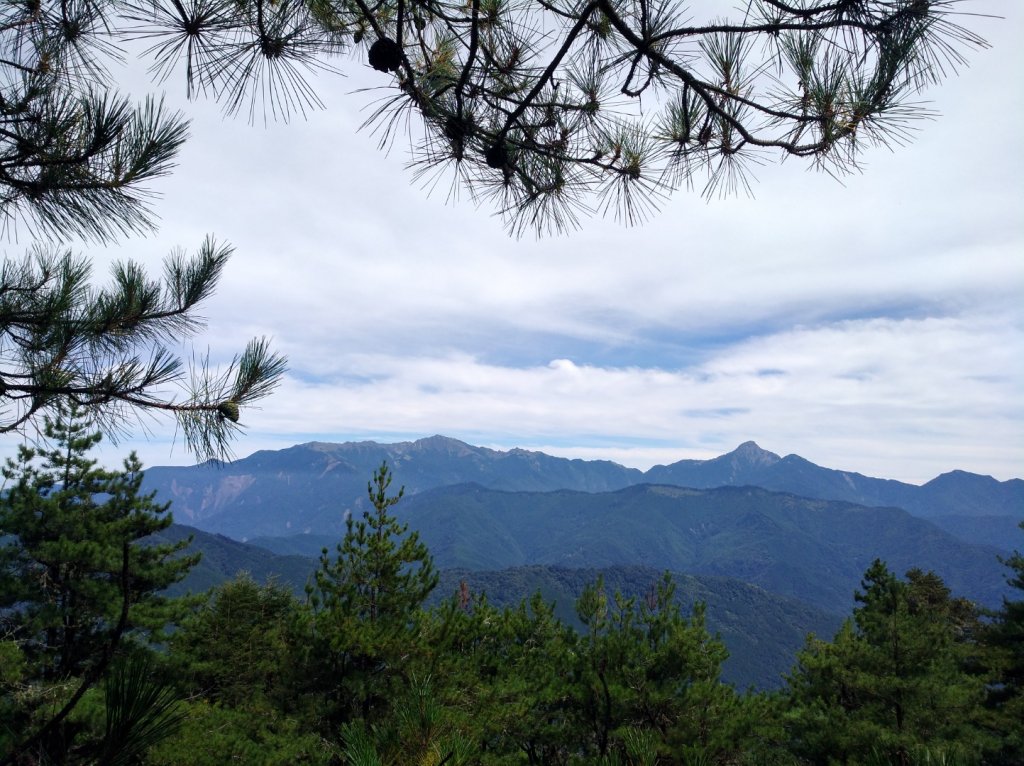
<box><xmin>169</xmin><ymin>574</ymin><xmax>303</xmax><ymax>709</ymax></box>
<box><xmin>785</xmin><ymin>559</ymin><xmax>989</xmax><ymax>765</ymax></box>
<box><xmin>473</xmin><ymin>592</ymin><xmax>581</xmax><ymax>763</ymax></box>
<box><xmin>0</xmin><ymin>0</ymin><xmax>991</xmax><ymax>446</ymax></box>
<box><xmin>304</xmin><ymin>461</ymin><xmax>439</xmax><ymax>726</ymax></box>
<box><xmin>573</xmin><ymin>573</ymin><xmax>743</xmax><ymax>762</ymax></box>
<box><xmin>0</xmin><ymin>1</ymin><xmax>286</xmax><ymax>457</ymax></box>
<box><xmin>2</xmin><ymin>1</ymin><xmax>992</xmax><ymax>239</ymax></box>
<box><xmin>980</xmin><ymin>523</ymin><xmax>1024</xmax><ymax>765</ymax></box>
<box><xmin>0</xmin><ymin>404</ymin><xmax>198</xmax><ymax>762</ymax></box>
<box><xmin>121</xmin><ymin>0</ymin><xmax>988</xmax><ymax>235</ymax></box>
<box><xmin>0</xmin><ymin>240</ymin><xmax>288</xmax><ymax>459</ymax></box>
<box><xmin>157</xmin><ymin>575</ymin><xmax>333</xmax><ymax>766</ymax></box>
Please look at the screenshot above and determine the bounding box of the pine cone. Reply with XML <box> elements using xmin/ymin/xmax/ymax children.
<box><xmin>368</xmin><ymin>38</ymin><xmax>402</xmax><ymax>73</ymax></box>
<box><xmin>484</xmin><ymin>142</ymin><xmax>508</xmax><ymax>169</ymax></box>
<box><xmin>217</xmin><ymin>401</ymin><xmax>240</xmax><ymax>423</ymax></box>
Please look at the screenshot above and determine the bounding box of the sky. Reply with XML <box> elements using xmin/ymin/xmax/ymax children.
<box><xmin>5</xmin><ymin>1</ymin><xmax>1022</xmax><ymax>484</ymax></box>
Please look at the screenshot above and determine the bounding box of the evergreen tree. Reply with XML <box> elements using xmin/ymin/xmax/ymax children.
<box><xmin>304</xmin><ymin>461</ymin><xmax>439</xmax><ymax>726</ymax></box>
<box><xmin>980</xmin><ymin>522</ymin><xmax>1024</xmax><ymax>765</ymax></box>
<box><xmin>125</xmin><ymin>0</ymin><xmax>988</xmax><ymax>235</ymax></box>
<box><xmin>785</xmin><ymin>559</ymin><xmax>988</xmax><ymax>765</ymax></box>
<box><xmin>0</xmin><ymin>404</ymin><xmax>199</xmax><ymax>763</ymax></box>
<box><xmin>572</xmin><ymin>573</ymin><xmax>745</xmax><ymax>762</ymax></box>
<box><xmin>338</xmin><ymin>673</ymin><xmax>477</xmax><ymax>766</ymax></box>
<box><xmin>168</xmin><ymin>574</ymin><xmax>303</xmax><ymax>709</ymax></box>
<box><xmin>0</xmin><ymin>0</ymin><xmax>991</xmax><ymax>446</ymax></box>
<box><xmin>470</xmin><ymin>592</ymin><xmax>581</xmax><ymax>763</ymax></box>
<box><xmin>158</xmin><ymin>575</ymin><xmax>333</xmax><ymax>766</ymax></box>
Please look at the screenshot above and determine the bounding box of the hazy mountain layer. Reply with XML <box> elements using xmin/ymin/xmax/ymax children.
<box><xmin>141</xmin><ymin>437</ymin><xmax>1017</xmax><ymax>627</ymax></box>
<box><xmin>648</xmin><ymin>443</ymin><xmax>1024</xmax><ymax>521</ymax></box>
<box><xmin>141</xmin><ymin>437</ymin><xmax>1023</xmax><ymax>543</ymax></box>
<box><xmin>151</xmin><ymin>524</ymin><xmax>316</xmax><ymax>595</ymax></box>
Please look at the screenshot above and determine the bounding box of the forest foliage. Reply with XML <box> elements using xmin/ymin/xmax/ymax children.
<box><xmin>1</xmin><ymin>419</ymin><xmax>1022</xmax><ymax>765</ymax></box>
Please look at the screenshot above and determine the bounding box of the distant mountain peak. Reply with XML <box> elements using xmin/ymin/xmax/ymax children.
<box><xmin>407</xmin><ymin>435</ymin><xmax>480</xmax><ymax>457</ymax></box>
<box><xmin>923</xmin><ymin>470</ymin><xmax>1002</xmax><ymax>490</ymax></box>
<box><xmin>416</xmin><ymin>434</ymin><xmax>469</xmax><ymax>447</ymax></box>
<box><xmin>727</xmin><ymin>441</ymin><xmax>781</xmax><ymax>466</ymax></box>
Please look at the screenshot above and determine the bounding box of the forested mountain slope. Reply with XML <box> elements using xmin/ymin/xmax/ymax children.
<box><xmin>247</xmin><ymin>483</ymin><xmax>1012</xmax><ymax>614</ymax></box>
<box><xmin>432</xmin><ymin>565</ymin><xmax>843</xmax><ymax>690</ymax></box>
<box><xmin>398</xmin><ymin>484</ymin><xmax>1011</xmax><ymax>613</ymax></box>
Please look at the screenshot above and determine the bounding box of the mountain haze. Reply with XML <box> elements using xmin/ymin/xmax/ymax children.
<box><xmin>143</xmin><ymin>436</ymin><xmax>641</xmax><ymax>539</ymax></box>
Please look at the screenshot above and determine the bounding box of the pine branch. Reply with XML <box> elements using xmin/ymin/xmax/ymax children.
<box><xmin>1</xmin><ymin>242</ymin><xmax>287</xmax><ymax>460</ymax></box>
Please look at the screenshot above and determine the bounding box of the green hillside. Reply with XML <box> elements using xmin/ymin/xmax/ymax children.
<box><xmin>159</xmin><ymin>524</ymin><xmax>840</xmax><ymax>689</ymax></box>
<box><xmin>150</xmin><ymin>524</ymin><xmax>316</xmax><ymax>597</ymax></box>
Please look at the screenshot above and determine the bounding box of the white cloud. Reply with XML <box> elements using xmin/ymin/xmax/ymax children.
<box><xmin>173</xmin><ymin>310</ymin><xmax>1018</xmax><ymax>484</ymax></box>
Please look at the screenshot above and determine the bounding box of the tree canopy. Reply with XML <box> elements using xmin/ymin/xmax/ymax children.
<box><xmin>0</xmin><ymin>404</ymin><xmax>198</xmax><ymax>763</ymax></box>
<box><xmin>785</xmin><ymin>559</ymin><xmax>991</xmax><ymax>764</ymax></box>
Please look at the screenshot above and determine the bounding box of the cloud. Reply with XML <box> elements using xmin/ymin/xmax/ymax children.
<box><xmin>5</xmin><ymin>2</ymin><xmax>1019</xmax><ymax>487</ymax></box>
<box><xmin>184</xmin><ymin>309</ymin><xmax>1017</xmax><ymax>484</ymax></box>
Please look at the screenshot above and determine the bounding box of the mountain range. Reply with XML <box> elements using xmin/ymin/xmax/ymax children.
<box><xmin>141</xmin><ymin>437</ymin><xmax>1023</xmax><ymax>545</ymax></box>
<box><xmin>137</xmin><ymin>437</ymin><xmax>1020</xmax><ymax>612</ymax></box>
